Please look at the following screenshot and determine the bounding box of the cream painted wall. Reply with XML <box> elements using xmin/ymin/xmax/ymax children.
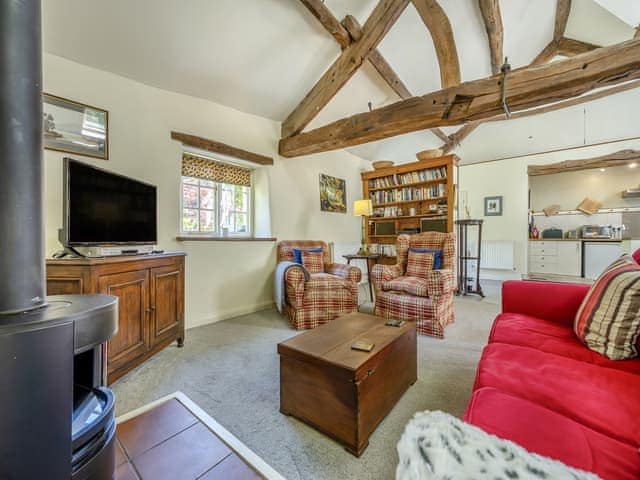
<box><xmin>459</xmin><ymin>138</ymin><xmax>640</xmax><ymax>279</ymax></box>
<box><xmin>43</xmin><ymin>54</ymin><xmax>368</xmax><ymax>329</ymax></box>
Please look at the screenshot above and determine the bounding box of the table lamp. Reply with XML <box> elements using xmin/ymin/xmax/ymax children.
<box><xmin>354</xmin><ymin>199</ymin><xmax>372</xmax><ymax>255</ymax></box>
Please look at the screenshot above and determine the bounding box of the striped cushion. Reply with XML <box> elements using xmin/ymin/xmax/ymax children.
<box><xmin>574</xmin><ymin>254</ymin><xmax>640</xmax><ymax>360</ymax></box>
<box><xmin>406</xmin><ymin>250</ymin><xmax>435</xmax><ymax>279</ymax></box>
<box><xmin>301</xmin><ymin>250</ymin><xmax>324</xmax><ymax>274</ymax></box>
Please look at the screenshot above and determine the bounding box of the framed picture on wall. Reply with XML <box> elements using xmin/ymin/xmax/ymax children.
<box><xmin>484</xmin><ymin>196</ymin><xmax>503</xmax><ymax>216</ymax></box>
<box><xmin>319</xmin><ymin>174</ymin><xmax>346</xmax><ymax>213</ymax></box>
<box><xmin>43</xmin><ymin>93</ymin><xmax>109</xmax><ymax>160</ymax></box>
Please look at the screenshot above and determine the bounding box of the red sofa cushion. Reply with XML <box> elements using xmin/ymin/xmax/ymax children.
<box><xmin>502</xmin><ymin>280</ymin><xmax>590</xmax><ymax>326</ymax></box>
<box><xmin>474</xmin><ymin>343</ymin><xmax>640</xmax><ymax>446</ymax></box>
<box><xmin>464</xmin><ymin>387</ymin><xmax>640</xmax><ymax>480</ymax></box>
<box><xmin>489</xmin><ymin>312</ymin><xmax>640</xmax><ymax>375</ymax></box>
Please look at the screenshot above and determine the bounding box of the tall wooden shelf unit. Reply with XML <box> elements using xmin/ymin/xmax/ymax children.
<box><xmin>361</xmin><ymin>155</ymin><xmax>458</xmax><ymax>264</ymax></box>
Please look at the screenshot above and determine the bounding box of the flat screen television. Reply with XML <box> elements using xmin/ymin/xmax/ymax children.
<box><xmin>63</xmin><ymin>158</ymin><xmax>157</xmax><ymax>245</ymax></box>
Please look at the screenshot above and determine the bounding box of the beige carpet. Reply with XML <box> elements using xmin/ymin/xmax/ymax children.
<box><xmin>112</xmin><ymin>293</ymin><xmax>499</xmax><ymax>480</ymax></box>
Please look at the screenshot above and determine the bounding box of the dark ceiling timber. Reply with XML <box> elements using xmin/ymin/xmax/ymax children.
<box><xmin>279</xmin><ymin>38</ymin><xmax>640</xmax><ymax>157</ymax></box>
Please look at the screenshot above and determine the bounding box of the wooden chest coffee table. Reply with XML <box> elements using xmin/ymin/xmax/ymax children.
<box><xmin>277</xmin><ymin>312</ymin><xmax>417</xmax><ymax>456</ymax></box>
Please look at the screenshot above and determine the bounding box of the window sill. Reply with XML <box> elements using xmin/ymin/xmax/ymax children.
<box><xmin>176</xmin><ymin>235</ymin><xmax>276</xmax><ymax>242</ymax></box>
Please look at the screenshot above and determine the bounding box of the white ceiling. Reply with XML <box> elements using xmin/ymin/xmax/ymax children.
<box><xmin>42</xmin><ymin>0</ymin><xmax>638</xmax><ymax>164</ymax></box>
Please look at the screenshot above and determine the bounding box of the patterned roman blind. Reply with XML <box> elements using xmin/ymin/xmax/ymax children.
<box><xmin>181</xmin><ymin>153</ymin><xmax>252</xmax><ymax>187</ymax></box>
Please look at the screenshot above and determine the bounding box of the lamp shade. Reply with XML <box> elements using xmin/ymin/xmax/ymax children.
<box><xmin>353</xmin><ymin>199</ymin><xmax>373</xmax><ymax>216</ymax></box>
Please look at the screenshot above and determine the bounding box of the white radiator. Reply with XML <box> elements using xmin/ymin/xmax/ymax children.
<box><xmin>478</xmin><ymin>241</ymin><xmax>515</xmax><ymax>270</ymax></box>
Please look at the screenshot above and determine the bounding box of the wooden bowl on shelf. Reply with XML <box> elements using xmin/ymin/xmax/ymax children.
<box><xmin>416</xmin><ymin>149</ymin><xmax>443</xmax><ymax>161</ymax></box>
<box><xmin>372</xmin><ymin>160</ymin><xmax>394</xmax><ymax>170</ymax></box>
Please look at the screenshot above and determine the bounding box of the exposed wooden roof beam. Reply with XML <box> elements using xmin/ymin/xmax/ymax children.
<box><xmin>282</xmin><ymin>0</ymin><xmax>410</xmax><ymax>139</ymax></box>
<box><xmin>341</xmin><ymin>14</ymin><xmax>412</xmax><ymax>99</ymax></box>
<box><xmin>300</xmin><ymin>6</ymin><xmax>445</xmax><ymax>152</ymax></box>
<box><xmin>279</xmin><ymin>38</ymin><xmax>640</xmax><ymax>157</ymax></box>
<box><xmin>531</xmin><ymin>41</ymin><xmax>559</xmax><ymax>66</ymax></box>
<box><xmin>554</xmin><ymin>0</ymin><xmax>572</xmax><ymax>41</ymax></box>
<box><xmin>442</xmin><ymin>122</ymin><xmax>481</xmax><ymax>154</ymax></box>
<box><xmin>447</xmin><ymin>0</ymin><xmax>503</xmax><ymax>155</ymax></box>
<box><xmin>488</xmin><ymin>80</ymin><xmax>640</xmax><ymax>122</ymax></box>
<box><xmin>171</xmin><ymin>131</ymin><xmax>274</xmax><ymax>165</ymax></box>
<box><xmin>440</xmin><ymin>78</ymin><xmax>640</xmax><ymax>154</ymax></box>
<box><xmin>299</xmin><ymin>0</ymin><xmax>351</xmax><ymax>48</ymax></box>
<box><xmin>342</xmin><ymin>14</ymin><xmax>449</xmax><ymax>147</ymax></box>
<box><xmin>557</xmin><ymin>37</ymin><xmax>600</xmax><ymax>56</ymax></box>
<box><xmin>411</xmin><ymin>0</ymin><xmax>461</xmax><ymax>88</ymax></box>
<box><xmin>431</xmin><ymin>127</ymin><xmax>450</xmax><ymax>143</ymax></box>
<box><xmin>531</xmin><ymin>0</ymin><xmax>573</xmax><ymax>66</ymax></box>
<box><xmin>528</xmin><ymin>149</ymin><xmax>640</xmax><ymax>176</ymax></box>
<box><xmin>478</xmin><ymin>0</ymin><xmax>504</xmax><ymax>75</ymax></box>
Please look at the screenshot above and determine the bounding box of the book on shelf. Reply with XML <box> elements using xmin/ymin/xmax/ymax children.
<box><xmin>371</xmin><ymin>205</ymin><xmax>448</xmax><ymax>218</ymax></box>
<box><xmin>368</xmin><ymin>166</ymin><xmax>447</xmax><ymax>190</ymax></box>
<box><xmin>368</xmin><ymin>183</ymin><xmax>446</xmax><ymax>205</ymax></box>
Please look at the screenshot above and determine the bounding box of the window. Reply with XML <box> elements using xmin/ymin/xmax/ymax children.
<box><xmin>219</xmin><ymin>183</ymin><xmax>250</xmax><ymax>234</ymax></box>
<box><xmin>180</xmin><ymin>153</ymin><xmax>252</xmax><ymax>236</ymax></box>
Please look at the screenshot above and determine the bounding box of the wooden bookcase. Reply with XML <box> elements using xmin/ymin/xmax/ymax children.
<box><xmin>361</xmin><ymin>155</ymin><xmax>457</xmax><ymax>264</ymax></box>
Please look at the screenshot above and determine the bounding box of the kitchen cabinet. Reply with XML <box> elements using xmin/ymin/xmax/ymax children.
<box><xmin>584</xmin><ymin>242</ymin><xmax>622</xmax><ymax>280</ymax></box>
<box><xmin>557</xmin><ymin>241</ymin><xmax>582</xmax><ymax>276</ymax></box>
<box><xmin>529</xmin><ymin>241</ymin><xmax>581</xmax><ymax>277</ymax></box>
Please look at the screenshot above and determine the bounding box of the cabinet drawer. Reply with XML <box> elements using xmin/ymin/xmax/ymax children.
<box><xmin>529</xmin><ymin>255</ymin><xmax>556</xmax><ymax>263</ymax></box>
<box><xmin>529</xmin><ymin>242</ymin><xmax>558</xmax><ymax>255</ymax></box>
<box><xmin>529</xmin><ymin>261</ymin><xmax>558</xmax><ymax>273</ymax></box>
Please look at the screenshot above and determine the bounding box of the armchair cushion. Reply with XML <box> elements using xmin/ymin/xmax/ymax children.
<box><xmin>410</xmin><ymin>247</ymin><xmax>442</xmax><ymax>269</ymax></box>
<box><xmin>300</xmin><ymin>250</ymin><xmax>324</xmax><ymax>273</ymax></box>
<box><xmin>382</xmin><ymin>276</ymin><xmax>429</xmax><ymax>297</ymax></box>
<box><xmin>406</xmin><ymin>249</ymin><xmax>435</xmax><ymax>278</ymax></box>
<box><xmin>292</xmin><ymin>247</ymin><xmax>322</xmax><ymax>264</ymax></box>
<box><xmin>307</xmin><ymin>273</ymin><xmax>353</xmax><ymax>291</ymax></box>
<box><xmin>325</xmin><ymin>263</ymin><xmax>362</xmax><ymax>284</ymax></box>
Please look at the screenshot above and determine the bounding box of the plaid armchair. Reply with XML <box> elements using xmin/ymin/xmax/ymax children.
<box><xmin>277</xmin><ymin>240</ymin><xmax>362</xmax><ymax>330</ymax></box>
<box><xmin>371</xmin><ymin>232</ymin><xmax>456</xmax><ymax>338</ymax></box>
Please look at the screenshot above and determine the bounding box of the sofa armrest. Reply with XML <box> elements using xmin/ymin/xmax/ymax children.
<box><xmin>325</xmin><ymin>263</ymin><xmax>362</xmax><ymax>283</ymax></box>
<box><xmin>502</xmin><ymin>280</ymin><xmax>590</xmax><ymax>326</ymax></box>
<box><xmin>371</xmin><ymin>264</ymin><xmax>402</xmax><ymax>291</ymax></box>
<box><xmin>284</xmin><ymin>265</ymin><xmax>308</xmax><ymax>308</ymax></box>
<box><xmin>427</xmin><ymin>269</ymin><xmax>456</xmax><ymax>297</ymax></box>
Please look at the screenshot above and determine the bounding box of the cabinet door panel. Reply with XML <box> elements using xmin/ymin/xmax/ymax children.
<box><xmin>150</xmin><ymin>265</ymin><xmax>183</xmax><ymax>344</ymax></box>
<box><xmin>556</xmin><ymin>241</ymin><xmax>582</xmax><ymax>277</ymax></box>
<box><xmin>98</xmin><ymin>270</ymin><xmax>150</xmax><ymax>370</ymax></box>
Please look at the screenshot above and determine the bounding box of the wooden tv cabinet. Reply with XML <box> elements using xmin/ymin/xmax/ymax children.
<box><xmin>46</xmin><ymin>252</ymin><xmax>185</xmax><ymax>383</ymax></box>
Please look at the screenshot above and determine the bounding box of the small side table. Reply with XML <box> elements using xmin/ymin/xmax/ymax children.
<box><xmin>343</xmin><ymin>254</ymin><xmax>380</xmax><ymax>302</ymax></box>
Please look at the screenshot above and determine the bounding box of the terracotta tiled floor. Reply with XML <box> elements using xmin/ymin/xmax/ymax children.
<box><xmin>115</xmin><ymin>399</ymin><xmax>263</xmax><ymax>480</ymax></box>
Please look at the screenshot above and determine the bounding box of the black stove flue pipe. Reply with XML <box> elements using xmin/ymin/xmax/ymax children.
<box><xmin>0</xmin><ymin>0</ymin><xmax>46</xmax><ymax>315</ymax></box>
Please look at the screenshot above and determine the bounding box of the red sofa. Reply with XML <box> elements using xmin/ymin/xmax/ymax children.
<box><xmin>463</xmin><ymin>280</ymin><xmax>640</xmax><ymax>480</ymax></box>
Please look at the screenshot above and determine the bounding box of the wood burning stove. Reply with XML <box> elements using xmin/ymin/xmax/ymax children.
<box><xmin>0</xmin><ymin>2</ymin><xmax>118</xmax><ymax>479</ymax></box>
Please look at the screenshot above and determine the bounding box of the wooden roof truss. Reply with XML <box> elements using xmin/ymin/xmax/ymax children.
<box><xmin>282</xmin><ymin>0</ymin><xmax>640</xmax><ymax>157</ymax></box>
